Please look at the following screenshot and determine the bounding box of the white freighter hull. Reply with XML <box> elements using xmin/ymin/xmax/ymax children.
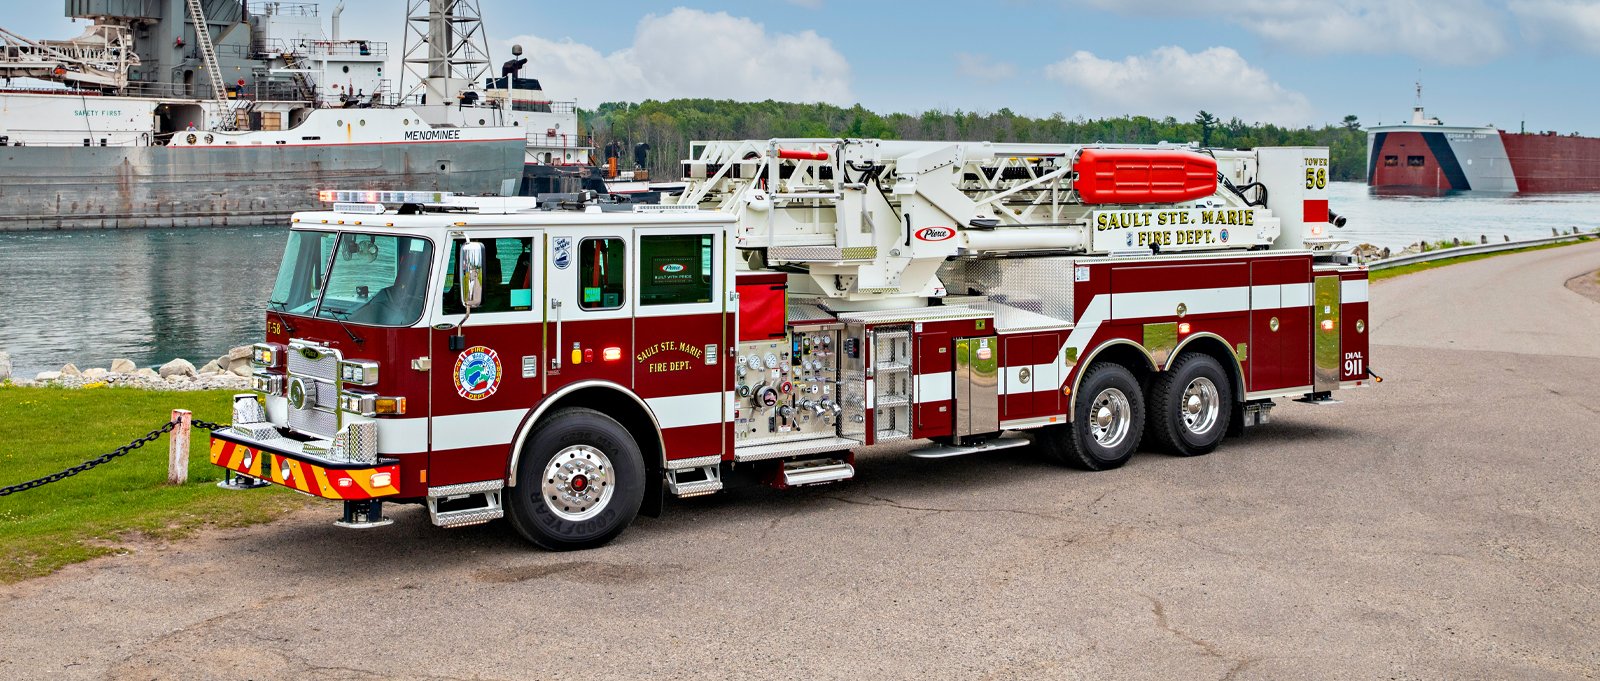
<box><xmin>0</xmin><ymin>102</ymin><xmax>526</xmax><ymax>229</ymax></box>
<box><xmin>0</xmin><ymin>138</ymin><xmax>525</xmax><ymax>229</ymax></box>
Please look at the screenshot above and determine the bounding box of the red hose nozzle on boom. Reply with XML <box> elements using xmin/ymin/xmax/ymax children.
<box><xmin>775</xmin><ymin>148</ymin><xmax>829</xmax><ymax>161</ymax></box>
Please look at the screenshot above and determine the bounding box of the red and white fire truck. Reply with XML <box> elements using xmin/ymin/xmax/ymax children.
<box><xmin>210</xmin><ymin>138</ymin><xmax>1372</xmax><ymax>549</ymax></box>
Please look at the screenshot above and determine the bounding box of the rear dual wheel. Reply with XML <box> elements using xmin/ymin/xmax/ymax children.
<box><xmin>1041</xmin><ymin>353</ymin><xmax>1235</xmax><ymax>469</ymax></box>
<box><xmin>1146</xmin><ymin>354</ymin><xmax>1233</xmax><ymax>457</ymax></box>
<box><xmin>1041</xmin><ymin>362</ymin><xmax>1145</xmax><ymax>471</ymax></box>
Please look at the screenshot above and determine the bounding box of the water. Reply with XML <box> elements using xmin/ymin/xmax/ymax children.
<box><xmin>2</xmin><ymin>184</ymin><xmax>1598</xmax><ymax>378</ymax></box>
<box><xmin>0</xmin><ymin>227</ymin><xmax>286</xmax><ymax>378</ymax></box>
<box><xmin>1328</xmin><ymin>183</ymin><xmax>1600</xmax><ymax>251</ymax></box>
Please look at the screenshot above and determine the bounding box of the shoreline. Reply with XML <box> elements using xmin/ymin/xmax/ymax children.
<box><xmin>0</xmin><ymin>346</ymin><xmax>253</xmax><ymax>392</ymax></box>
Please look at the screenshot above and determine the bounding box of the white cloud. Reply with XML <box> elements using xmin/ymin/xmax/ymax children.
<box><xmin>1509</xmin><ymin>0</ymin><xmax>1600</xmax><ymax>53</ymax></box>
<box><xmin>502</xmin><ymin>8</ymin><xmax>851</xmax><ymax>105</ymax></box>
<box><xmin>1069</xmin><ymin>0</ymin><xmax>1509</xmax><ymax>65</ymax></box>
<box><xmin>1044</xmin><ymin>46</ymin><xmax>1314</xmax><ymax>125</ymax></box>
<box><xmin>954</xmin><ymin>52</ymin><xmax>1018</xmax><ymax>82</ymax></box>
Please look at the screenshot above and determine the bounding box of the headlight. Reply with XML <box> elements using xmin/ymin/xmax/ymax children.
<box><xmin>339</xmin><ymin>359</ymin><xmax>380</xmax><ymax>386</ymax></box>
<box><xmin>252</xmin><ymin>371</ymin><xmax>284</xmax><ymax>395</ymax></box>
<box><xmin>251</xmin><ymin>343</ymin><xmax>283</xmax><ymax>368</ymax></box>
<box><xmin>341</xmin><ymin>392</ymin><xmax>377</xmax><ymax>416</ymax></box>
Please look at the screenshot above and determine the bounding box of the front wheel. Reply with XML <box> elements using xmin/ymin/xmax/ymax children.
<box><xmin>506</xmin><ymin>407</ymin><xmax>646</xmax><ymax>550</ymax></box>
<box><xmin>1041</xmin><ymin>362</ymin><xmax>1145</xmax><ymax>471</ymax></box>
<box><xmin>1146</xmin><ymin>353</ymin><xmax>1233</xmax><ymax>457</ymax></box>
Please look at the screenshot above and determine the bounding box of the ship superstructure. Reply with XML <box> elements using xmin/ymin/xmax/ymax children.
<box><xmin>0</xmin><ymin>0</ymin><xmax>592</xmax><ymax>228</ymax></box>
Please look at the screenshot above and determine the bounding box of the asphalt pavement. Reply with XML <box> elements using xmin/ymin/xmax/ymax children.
<box><xmin>3</xmin><ymin>241</ymin><xmax>1599</xmax><ymax>680</ymax></box>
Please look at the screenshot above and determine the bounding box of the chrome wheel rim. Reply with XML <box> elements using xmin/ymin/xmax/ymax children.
<box><xmin>1089</xmin><ymin>388</ymin><xmax>1132</xmax><ymax>448</ymax></box>
<box><xmin>540</xmin><ymin>445</ymin><xmax>615</xmax><ymax>521</ymax></box>
<box><xmin>1181</xmin><ymin>377</ymin><xmax>1220</xmax><ymax>435</ymax></box>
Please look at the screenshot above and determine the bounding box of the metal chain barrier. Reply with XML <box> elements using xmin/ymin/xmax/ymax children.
<box><xmin>192</xmin><ymin>419</ymin><xmax>228</xmax><ymax>432</ymax></box>
<box><xmin>0</xmin><ymin>418</ymin><xmax>229</xmax><ymax>497</ymax></box>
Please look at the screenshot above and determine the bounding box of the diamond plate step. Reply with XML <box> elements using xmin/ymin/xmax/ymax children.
<box><xmin>428</xmin><ymin>480</ymin><xmax>504</xmax><ymax>528</ymax></box>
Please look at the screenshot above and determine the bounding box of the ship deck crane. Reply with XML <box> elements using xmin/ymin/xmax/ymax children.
<box><xmin>0</xmin><ymin>24</ymin><xmax>139</xmax><ymax>91</ymax></box>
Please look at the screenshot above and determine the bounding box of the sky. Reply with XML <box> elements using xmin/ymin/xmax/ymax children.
<box><xmin>12</xmin><ymin>0</ymin><xmax>1600</xmax><ymax>133</ymax></box>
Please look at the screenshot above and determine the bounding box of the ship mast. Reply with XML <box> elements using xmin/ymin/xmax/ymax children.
<box><xmin>400</xmin><ymin>0</ymin><xmax>491</xmax><ymax>105</ymax></box>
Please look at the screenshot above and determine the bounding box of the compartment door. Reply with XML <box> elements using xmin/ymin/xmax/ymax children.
<box><xmin>954</xmin><ymin>336</ymin><xmax>999</xmax><ymax>441</ymax></box>
<box><xmin>1313</xmin><ymin>275</ymin><xmax>1342</xmax><ymax>392</ymax></box>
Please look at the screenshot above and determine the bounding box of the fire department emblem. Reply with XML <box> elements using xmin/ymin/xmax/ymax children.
<box><xmin>553</xmin><ymin>237</ymin><xmax>572</xmax><ymax>270</ymax></box>
<box><xmin>454</xmin><ymin>346</ymin><xmax>503</xmax><ymax>400</ymax></box>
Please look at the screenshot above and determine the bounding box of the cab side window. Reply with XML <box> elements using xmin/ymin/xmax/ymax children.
<box><xmin>639</xmin><ymin>234</ymin><xmax>714</xmax><ymax>306</ymax></box>
<box><xmin>578</xmin><ymin>237</ymin><xmax>626</xmax><ymax>310</ymax></box>
<box><xmin>442</xmin><ymin>237</ymin><xmax>534</xmax><ymax>314</ymax></box>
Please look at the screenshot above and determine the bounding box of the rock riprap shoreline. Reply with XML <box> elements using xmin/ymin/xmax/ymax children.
<box><xmin>0</xmin><ymin>347</ymin><xmax>253</xmax><ymax>391</ymax></box>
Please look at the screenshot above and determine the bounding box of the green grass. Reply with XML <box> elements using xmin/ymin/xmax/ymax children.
<box><xmin>1372</xmin><ymin>236</ymin><xmax>1597</xmax><ymax>281</ymax></box>
<box><xmin>0</xmin><ymin>386</ymin><xmax>307</xmax><ymax>583</ymax></box>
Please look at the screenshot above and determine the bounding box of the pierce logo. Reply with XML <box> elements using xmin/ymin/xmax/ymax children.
<box><xmin>660</xmin><ymin>263</ymin><xmax>685</xmax><ymax>273</ymax></box>
<box><xmin>914</xmin><ymin>226</ymin><xmax>955</xmax><ymax>241</ymax></box>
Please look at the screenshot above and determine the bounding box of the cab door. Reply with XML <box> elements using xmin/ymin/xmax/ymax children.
<box><xmin>428</xmin><ymin>230</ymin><xmax>544</xmax><ymax>487</ymax></box>
<box><xmin>542</xmin><ymin>226</ymin><xmax>635</xmax><ymax>395</ymax></box>
<box><xmin>629</xmin><ymin>226</ymin><xmax>730</xmax><ymax>463</ymax></box>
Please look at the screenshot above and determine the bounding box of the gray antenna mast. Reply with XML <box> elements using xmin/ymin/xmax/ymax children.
<box><xmin>400</xmin><ymin>0</ymin><xmax>491</xmax><ymax>104</ymax></box>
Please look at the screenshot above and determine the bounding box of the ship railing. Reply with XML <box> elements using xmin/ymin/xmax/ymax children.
<box><xmin>118</xmin><ymin>81</ymin><xmax>201</xmax><ymax>98</ymax></box>
<box><xmin>497</xmin><ymin>100</ymin><xmax>577</xmax><ymax>115</ymax></box>
<box><xmin>525</xmin><ymin>133</ymin><xmax>593</xmax><ymax>150</ymax></box>
<box><xmin>247</xmin><ymin>1</ymin><xmax>317</xmax><ymax>17</ymax></box>
<box><xmin>251</xmin><ymin>38</ymin><xmax>388</xmax><ymax>59</ymax></box>
<box><xmin>457</xmin><ymin>99</ymin><xmax>579</xmax><ymax>116</ymax></box>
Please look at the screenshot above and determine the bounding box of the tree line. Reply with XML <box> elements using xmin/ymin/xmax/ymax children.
<box><xmin>581</xmin><ymin>100</ymin><xmax>1370</xmax><ymax>182</ymax></box>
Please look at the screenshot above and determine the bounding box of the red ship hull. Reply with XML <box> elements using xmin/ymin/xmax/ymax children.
<box><xmin>1500</xmin><ymin>133</ymin><xmax>1600</xmax><ymax>193</ymax></box>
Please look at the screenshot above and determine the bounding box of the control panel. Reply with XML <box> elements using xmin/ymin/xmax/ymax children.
<box><xmin>734</xmin><ymin>328</ymin><xmax>842</xmax><ymax>444</ymax></box>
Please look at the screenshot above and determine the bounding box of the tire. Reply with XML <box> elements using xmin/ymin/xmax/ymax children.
<box><xmin>1146</xmin><ymin>353</ymin><xmax>1233</xmax><ymax>457</ymax></box>
<box><xmin>506</xmin><ymin>407</ymin><xmax>646</xmax><ymax>550</ymax></box>
<box><xmin>1041</xmin><ymin>362</ymin><xmax>1145</xmax><ymax>471</ymax></box>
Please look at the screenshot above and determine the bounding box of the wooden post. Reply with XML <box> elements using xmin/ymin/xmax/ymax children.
<box><xmin>168</xmin><ymin>409</ymin><xmax>192</xmax><ymax>485</ymax></box>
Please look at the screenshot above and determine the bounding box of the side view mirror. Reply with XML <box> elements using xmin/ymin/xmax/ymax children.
<box><xmin>459</xmin><ymin>241</ymin><xmax>485</xmax><ymax>310</ymax></box>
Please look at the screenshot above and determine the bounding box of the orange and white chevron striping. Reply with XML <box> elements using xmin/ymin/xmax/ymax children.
<box><xmin>209</xmin><ymin>438</ymin><xmax>400</xmax><ymax>500</ymax></box>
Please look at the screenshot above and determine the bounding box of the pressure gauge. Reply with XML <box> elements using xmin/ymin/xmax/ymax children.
<box><xmin>746</xmin><ymin>355</ymin><xmax>764</xmax><ymax>371</ymax></box>
<box><xmin>764</xmin><ymin>352</ymin><xmax>780</xmax><ymax>369</ymax></box>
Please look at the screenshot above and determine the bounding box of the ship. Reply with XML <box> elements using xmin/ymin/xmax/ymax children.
<box><xmin>1367</xmin><ymin>105</ymin><xmax>1600</xmax><ymax>194</ymax></box>
<box><xmin>0</xmin><ymin>0</ymin><xmax>594</xmax><ymax>230</ymax></box>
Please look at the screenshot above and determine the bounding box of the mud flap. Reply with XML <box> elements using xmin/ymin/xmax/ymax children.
<box><xmin>639</xmin><ymin>468</ymin><xmax>665</xmax><ymax>518</ymax></box>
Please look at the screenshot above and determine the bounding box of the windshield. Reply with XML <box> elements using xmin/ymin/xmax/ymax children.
<box><xmin>270</xmin><ymin>230</ymin><xmax>336</xmax><ymax>315</ymax></box>
<box><xmin>268</xmin><ymin>230</ymin><xmax>435</xmax><ymax>327</ymax></box>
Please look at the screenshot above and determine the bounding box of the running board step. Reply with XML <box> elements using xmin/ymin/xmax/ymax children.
<box><xmin>1293</xmin><ymin>392</ymin><xmax>1343</xmax><ymax>406</ymax></box>
<box><xmin>428</xmin><ymin>480</ymin><xmax>505</xmax><ymax>528</ymax></box>
<box><xmin>736</xmin><ymin>436</ymin><xmax>860</xmax><ymax>463</ymax></box>
<box><xmin>666</xmin><ymin>465</ymin><xmax>723</xmax><ymax>498</ymax></box>
<box><xmin>781</xmin><ymin>459</ymin><xmax>855</xmax><ymax>487</ymax></box>
<box><xmin>906</xmin><ymin>433</ymin><xmax>1032</xmax><ymax>459</ymax></box>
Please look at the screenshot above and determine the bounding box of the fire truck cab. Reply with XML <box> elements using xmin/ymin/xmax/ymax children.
<box><xmin>212</xmin><ymin>140</ymin><xmax>1374</xmax><ymax>550</ymax></box>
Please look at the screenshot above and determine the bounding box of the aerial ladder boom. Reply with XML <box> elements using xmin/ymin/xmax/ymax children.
<box><xmin>673</xmin><ymin>138</ymin><xmax>1337</xmax><ymax>309</ymax></box>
